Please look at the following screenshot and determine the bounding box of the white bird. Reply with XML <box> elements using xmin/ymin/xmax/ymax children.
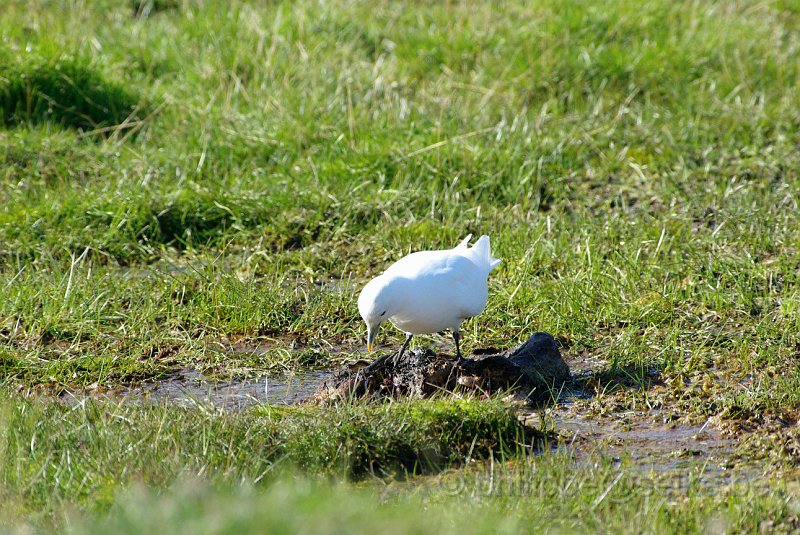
<box><xmin>358</xmin><ymin>234</ymin><xmax>501</xmax><ymax>361</ymax></box>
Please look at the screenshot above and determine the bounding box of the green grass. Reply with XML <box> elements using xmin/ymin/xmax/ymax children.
<box><xmin>0</xmin><ymin>393</ymin><xmax>528</xmax><ymax>521</ymax></box>
<box><xmin>1</xmin><ymin>392</ymin><xmax>797</xmax><ymax>534</ymax></box>
<box><xmin>0</xmin><ymin>54</ymin><xmax>146</xmax><ymax>133</ymax></box>
<box><xmin>2</xmin><ymin>0</ymin><xmax>800</xmax><ymax>531</ymax></box>
<box><xmin>62</xmin><ymin>471</ymin><xmax>800</xmax><ymax>535</ymax></box>
<box><xmin>69</xmin><ymin>477</ymin><xmax>524</xmax><ymax>535</ymax></box>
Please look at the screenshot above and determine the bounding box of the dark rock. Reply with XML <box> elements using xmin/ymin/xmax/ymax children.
<box><xmin>508</xmin><ymin>332</ymin><xmax>571</xmax><ymax>399</ymax></box>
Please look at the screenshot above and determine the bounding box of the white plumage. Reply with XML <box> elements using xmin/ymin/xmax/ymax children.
<box><xmin>358</xmin><ymin>234</ymin><xmax>501</xmax><ymax>360</ymax></box>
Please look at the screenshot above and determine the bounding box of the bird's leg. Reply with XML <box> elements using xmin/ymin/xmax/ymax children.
<box><xmin>394</xmin><ymin>333</ymin><xmax>413</xmax><ymax>366</ymax></box>
<box><xmin>453</xmin><ymin>330</ymin><xmax>463</xmax><ymax>360</ymax></box>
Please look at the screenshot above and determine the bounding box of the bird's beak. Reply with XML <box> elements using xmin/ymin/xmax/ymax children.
<box><xmin>367</xmin><ymin>328</ymin><xmax>377</xmax><ymax>352</ymax></box>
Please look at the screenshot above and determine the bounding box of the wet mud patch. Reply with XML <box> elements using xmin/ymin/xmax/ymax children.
<box><xmin>60</xmin><ymin>368</ymin><xmax>332</xmax><ymax>411</ymax></box>
<box><xmin>514</xmin><ymin>362</ymin><xmax>777</xmax><ymax>494</ymax></box>
<box><xmin>222</xmin><ymin>337</ymin><xmax>364</xmax><ymax>372</ymax></box>
<box><xmin>538</xmin><ymin>408</ymin><xmax>766</xmax><ymax>492</ymax></box>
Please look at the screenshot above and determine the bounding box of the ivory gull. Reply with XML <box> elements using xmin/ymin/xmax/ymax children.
<box><xmin>358</xmin><ymin>234</ymin><xmax>501</xmax><ymax>361</ymax></box>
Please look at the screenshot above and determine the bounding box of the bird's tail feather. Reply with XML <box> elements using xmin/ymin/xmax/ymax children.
<box><xmin>470</xmin><ymin>235</ymin><xmax>501</xmax><ymax>272</ymax></box>
<box><xmin>456</xmin><ymin>234</ymin><xmax>473</xmax><ymax>248</ymax></box>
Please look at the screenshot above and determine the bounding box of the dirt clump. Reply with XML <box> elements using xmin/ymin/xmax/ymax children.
<box><xmin>315</xmin><ymin>332</ymin><xmax>570</xmax><ymax>405</ymax></box>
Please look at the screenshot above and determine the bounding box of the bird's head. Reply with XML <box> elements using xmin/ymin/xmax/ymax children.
<box><xmin>357</xmin><ymin>276</ymin><xmax>395</xmax><ymax>352</ymax></box>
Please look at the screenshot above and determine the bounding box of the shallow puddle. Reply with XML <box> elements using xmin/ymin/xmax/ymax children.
<box><xmin>61</xmin><ymin>369</ymin><xmax>332</xmax><ymax>411</ymax></box>
<box><xmin>523</xmin><ymin>390</ymin><xmax>770</xmax><ymax>493</ymax></box>
<box><xmin>554</xmin><ymin>413</ymin><xmax>748</xmax><ymax>485</ymax></box>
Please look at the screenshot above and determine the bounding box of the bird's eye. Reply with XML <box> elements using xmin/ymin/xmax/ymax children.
<box><xmin>380</xmin><ymin>310</ymin><xmax>387</xmax><ymax>317</ymax></box>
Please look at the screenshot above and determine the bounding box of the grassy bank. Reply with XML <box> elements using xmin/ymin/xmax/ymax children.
<box><xmin>1</xmin><ymin>392</ymin><xmax>797</xmax><ymax>534</ymax></box>
<box><xmin>0</xmin><ymin>393</ymin><xmax>531</xmax><ymax>526</ymax></box>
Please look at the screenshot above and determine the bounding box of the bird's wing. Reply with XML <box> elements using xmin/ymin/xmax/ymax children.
<box><xmin>402</xmin><ymin>253</ymin><xmax>486</xmax><ymax>313</ymax></box>
<box><xmin>442</xmin><ymin>255</ymin><xmax>489</xmax><ymax>318</ymax></box>
<box><xmin>381</xmin><ymin>251</ymin><xmax>489</xmax><ymax>333</ymax></box>
<box><xmin>383</xmin><ymin>250</ymin><xmax>454</xmax><ymax>278</ymax></box>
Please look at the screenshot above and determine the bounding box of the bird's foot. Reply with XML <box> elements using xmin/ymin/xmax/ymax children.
<box><xmin>365</xmin><ymin>352</ymin><xmax>393</xmax><ymax>374</ymax></box>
